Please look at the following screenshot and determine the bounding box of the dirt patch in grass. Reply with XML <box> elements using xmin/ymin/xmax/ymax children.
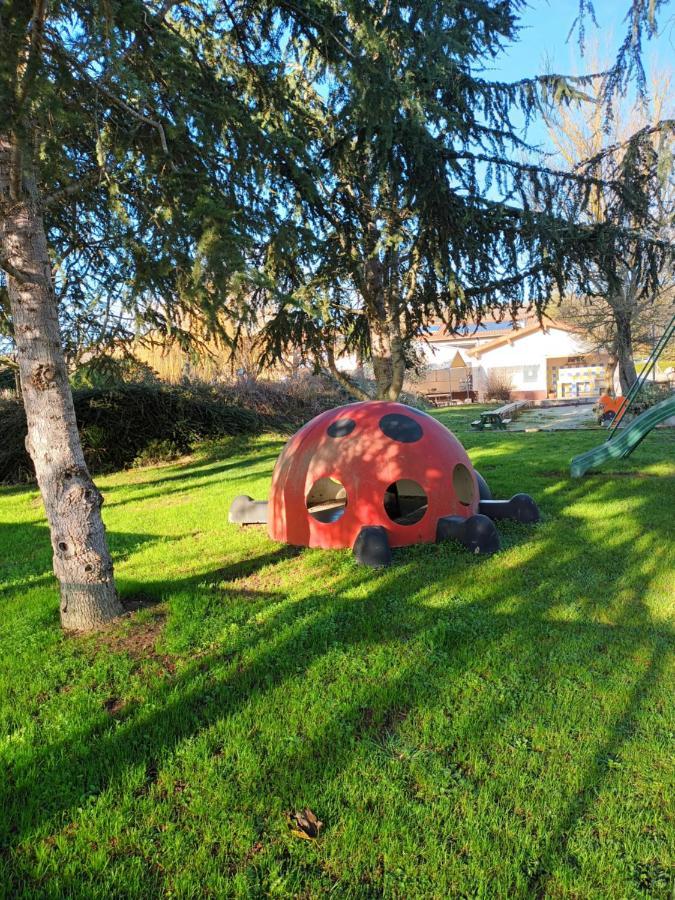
<box><xmin>357</xmin><ymin>704</ymin><xmax>410</xmax><ymax>740</ymax></box>
<box><xmin>232</xmin><ymin>569</ymin><xmax>293</xmax><ymax>595</ymax></box>
<box><xmin>120</xmin><ymin>592</ymin><xmax>162</xmax><ymax>614</ymax></box>
<box><xmin>87</xmin><ymin>595</ymin><xmax>175</xmax><ymax>672</ymax></box>
<box><xmin>103</xmin><ymin>696</ymin><xmax>125</xmax><ymax>716</ymax></box>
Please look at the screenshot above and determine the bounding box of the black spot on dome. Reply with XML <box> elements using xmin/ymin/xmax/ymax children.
<box><xmin>379</xmin><ymin>413</ymin><xmax>423</xmax><ymax>443</ymax></box>
<box><xmin>327</xmin><ymin>418</ymin><xmax>356</xmax><ymax>438</ymax></box>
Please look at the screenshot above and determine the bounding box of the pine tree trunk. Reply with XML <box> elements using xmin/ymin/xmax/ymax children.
<box><xmin>388</xmin><ymin>330</ymin><xmax>406</xmax><ymax>400</ymax></box>
<box><xmin>371</xmin><ymin>322</ymin><xmax>394</xmax><ymax>400</ymax></box>
<box><xmin>361</xmin><ymin>220</ymin><xmax>407</xmax><ymax>402</ymax></box>
<box><xmin>370</xmin><ymin>322</ymin><xmax>406</xmax><ymax>401</ymax></box>
<box><xmin>0</xmin><ymin>137</ymin><xmax>123</xmax><ymax>631</ymax></box>
<box><xmin>614</xmin><ymin>307</ymin><xmax>638</xmax><ymax>394</ymax></box>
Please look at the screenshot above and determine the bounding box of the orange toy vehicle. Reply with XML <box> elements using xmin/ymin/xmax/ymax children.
<box><xmin>597</xmin><ymin>394</ymin><xmax>627</xmax><ymax>426</ymax></box>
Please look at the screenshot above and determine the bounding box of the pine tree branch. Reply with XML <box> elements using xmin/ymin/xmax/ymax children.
<box><xmin>443</xmin><ymin>149</ymin><xmax>616</xmax><ymax>190</ymax></box>
<box><xmin>475</xmin><ymin>196</ymin><xmax>674</xmax><ymax>250</ymax></box>
<box><xmin>462</xmin><ymin>264</ymin><xmax>547</xmax><ymax>298</ymax></box>
<box><xmin>43</xmin><ymin>171</ymin><xmax>104</xmax><ymax>208</ymax></box>
<box><xmin>472</xmin><ymin>69</ymin><xmax>611</xmax><ymax>98</ymax></box>
<box><xmin>109</xmin><ymin>0</ymin><xmax>179</xmax><ymax>72</ymax></box>
<box><xmin>16</xmin><ymin>0</ymin><xmax>46</xmax><ymax>111</ymax></box>
<box><xmin>574</xmin><ymin>120</ymin><xmax>675</xmax><ymax>171</ymax></box>
<box><xmin>45</xmin><ymin>36</ymin><xmax>170</xmax><ymax>155</ymax></box>
<box><xmin>277</xmin><ymin>0</ymin><xmax>355</xmax><ymax>60</ymax></box>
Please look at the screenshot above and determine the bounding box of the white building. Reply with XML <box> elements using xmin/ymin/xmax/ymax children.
<box><xmin>413</xmin><ymin>316</ymin><xmax>610</xmax><ymax>403</ymax></box>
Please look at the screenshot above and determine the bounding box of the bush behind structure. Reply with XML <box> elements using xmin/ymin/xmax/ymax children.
<box><xmin>0</xmin><ymin>384</ymin><xmax>261</xmax><ymax>484</ymax></box>
<box><xmin>0</xmin><ymin>374</ymin><xmax>430</xmax><ymax>484</ymax></box>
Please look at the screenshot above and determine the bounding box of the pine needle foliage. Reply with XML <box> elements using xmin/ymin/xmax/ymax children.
<box><xmin>251</xmin><ymin>1</ymin><xmax>673</xmax><ymax>399</ymax></box>
<box><xmin>1</xmin><ymin>0</ymin><xmax>317</xmax><ymax>347</ymax></box>
<box><xmin>0</xmin><ymin>1</ymin><xmax>671</xmax><ymax>397</ymax></box>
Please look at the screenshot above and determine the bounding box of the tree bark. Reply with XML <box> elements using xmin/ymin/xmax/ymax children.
<box><xmin>370</xmin><ymin>321</ymin><xmax>394</xmax><ymax>399</ymax></box>
<box><xmin>0</xmin><ymin>137</ymin><xmax>123</xmax><ymax>631</ymax></box>
<box><xmin>614</xmin><ymin>306</ymin><xmax>638</xmax><ymax>394</ymax></box>
<box><xmin>353</xmin><ymin>220</ymin><xmax>408</xmax><ymax>402</ymax></box>
<box><xmin>369</xmin><ymin>317</ymin><xmax>406</xmax><ymax>401</ymax></box>
<box><xmin>605</xmin><ymin>352</ymin><xmax>618</xmax><ymax>394</ymax></box>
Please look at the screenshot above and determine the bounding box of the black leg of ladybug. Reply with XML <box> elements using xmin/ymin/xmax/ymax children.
<box><xmin>228</xmin><ymin>495</ymin><xmax>269</xmax><ymax>525</ymax></box>
<box><xmin>353</xmin><ymin>526</ymin><xmax>392</xmax><ymax>568</ymax></box>
<box><xmin>478</xmin><ymin>493</ymin><xmax>540</xmax><ymax>524</ymax></box>
<box><xmin>436</xmin><ymin>514</ymin><xmax>500</xmax><ymax>555</ymax></box>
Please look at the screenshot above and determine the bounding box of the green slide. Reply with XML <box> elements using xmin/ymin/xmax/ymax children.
<box><xmin>570</xmin><ymin>394</ymin><xmax>675</xmax><ymax>478</ymax></box>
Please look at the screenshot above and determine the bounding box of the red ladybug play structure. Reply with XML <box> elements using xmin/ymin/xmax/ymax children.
<box><xmin>229</xmin><ymin>401</ymin><xmax>539</xmax><ymax>566</ymax></box>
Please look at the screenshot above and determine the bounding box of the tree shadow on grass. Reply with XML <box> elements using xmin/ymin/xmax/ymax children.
<box><xmin>0</xmin><ymin>520</ymin><xmax>53</xmax><ymax>597</ymax></box>
<box><xmin>0</xmin><ymin>521</ymin><xmax>201</xmax><ymax>590</ymax></box>
<box><xmin>102</xmin><ymin>460</ymin><xmax>281</xmax><ymax>514</ymax></box>
<box><xmin>101</xmin><ymin>439</ymin><xmax>283</xmax><ymax>510</ymax></box>
<box><xmin>2</xmin><ymin>562</ymin><xmax>672</xmax><ymax>893</ymax></box>
<box><xmin>1</xmin><ymin>441</ymin><xmax>673</xmax><ymax>894</ymax></box>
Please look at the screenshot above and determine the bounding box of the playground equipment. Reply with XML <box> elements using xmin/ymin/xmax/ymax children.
<box><xmin>596</xmin><ymin>394</ymin><xmax>627</xmax><ymax>426</ymax></box>
<box><xmin>571</xmin><ymin>314</ymin><xmax>675</xmax><ymax>477</ymax></box>
<box><xmin>571</xmin><ymin>395</ymin><xmax>675</xmax><ymax>477</ymax></box>
<box><xmin>229</xmin><ymin>401</ymin><xmax>539</xmax><ymax>567</ymax></box>
<box><xmin>597</xmin><ymin>384</ymin><xmax>672</xmax><ymax>425</ymax></box>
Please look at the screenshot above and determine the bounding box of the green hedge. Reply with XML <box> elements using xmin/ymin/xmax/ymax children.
<box><xmin>0</xmin><ymin>384</ymin><xmax>260</xmax><ymax>484</ymax></box>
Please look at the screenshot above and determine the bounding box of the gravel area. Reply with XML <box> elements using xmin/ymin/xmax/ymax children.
<box><xmin>512</xmin><ymin>403</ymin><xmax>598</xmax><ymax>431</ymax></box>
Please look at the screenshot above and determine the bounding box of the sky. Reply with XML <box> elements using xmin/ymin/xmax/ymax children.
<box><xmin>485</xmin><ymin>0</ymin><xmax>675</xmax><ymax>152</ymax></box>
<box><xmin>494</xmin><ymin>0</ymin><xmax>674</xmax><ymax>78</ymax></box>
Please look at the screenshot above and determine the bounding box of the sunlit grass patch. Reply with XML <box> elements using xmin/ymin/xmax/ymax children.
<box><xmin>0</xmin><ymin>414</ymin><xmax>673</xmax><ymax>897</ymax></box>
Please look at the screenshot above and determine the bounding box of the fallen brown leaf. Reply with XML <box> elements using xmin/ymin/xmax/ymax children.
<box><xmin>286</xmin><ymin>808</ymin><xmax>324</xmax><ymax>840</ymax></box>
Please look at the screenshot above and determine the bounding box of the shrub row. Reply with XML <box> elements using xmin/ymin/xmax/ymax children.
<box><xmin>1</xmin><ymin>373</ymin><xmax>431</xmax><ymax>484</ymax></box>
<box><xmin>0</xmin><ymin>384</ymin><xmax>261</xmax><ymax>484</ymax></box>
<box><xmin>217</xmin><ymin>375</ymin><xmax>350</xmax><ymax>431</ymax></box>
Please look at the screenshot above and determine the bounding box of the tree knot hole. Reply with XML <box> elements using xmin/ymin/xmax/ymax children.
<box><xmin>30</xmin><ymin>364</ymin><xmax>56</xmax><ymax>390</ymax></box>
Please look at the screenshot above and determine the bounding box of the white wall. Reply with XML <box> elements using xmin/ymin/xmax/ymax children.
<box><xmin>339</xmin><ymin>326</ymin><xmax>595</xmax><ymax>397</ymax></box>
<box><xmin>421</xmin><ymin>342</ymin><xmax>464</xmax><ymax>366</ymax></box>
<box><xmin>468</xmin><ymin>328</ymin><xmax>591</xmax><ymax>393</ymax></box>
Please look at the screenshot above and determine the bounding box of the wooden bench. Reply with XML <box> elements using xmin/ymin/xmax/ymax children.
<box><xmin>471</xmin><ymin>401</ymin><xmax>527</xmax><ymax>431</ymax></box>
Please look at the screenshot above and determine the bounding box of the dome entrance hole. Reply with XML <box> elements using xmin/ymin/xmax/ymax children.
<box><xmin>452</xmin><ymin>464</ymin><xmax>475</xmax><ymax>507</ymax></box>
<box><xmin>384</xmin><ymin>479</ymin><xmax>428</xmax><ymax>525</ymax></box>
<box><xmin>307</xmin><ymin>477</ymin><xmax>348</xmax><ymax>523</ymax></box>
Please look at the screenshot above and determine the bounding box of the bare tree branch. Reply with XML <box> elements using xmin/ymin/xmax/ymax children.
<box><xmin>324</xmin><ymin>344</ymin><xmax>371</xmax><ymax>400</ymax></box>
<box><xmin>0</xmin><ymin>251</ymin><xmax>47</xmax><ymax>287</ymax></box>
<box><xmin>44</xmin><ymin>35</ymin><xmax>171</xmax><ymax>155</ymax></box>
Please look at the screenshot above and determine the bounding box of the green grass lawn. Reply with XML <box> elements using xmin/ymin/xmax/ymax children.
<box><xmin>1</xmin><ymin>406</ymin><xmax>674</xmax><ymax>898</ymax></box>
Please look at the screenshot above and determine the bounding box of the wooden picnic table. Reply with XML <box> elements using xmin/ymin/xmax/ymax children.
<box><xmin>471</xmin><ymin>401</ymin><xmax>527</xmax><ymax>431</ymax></box>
